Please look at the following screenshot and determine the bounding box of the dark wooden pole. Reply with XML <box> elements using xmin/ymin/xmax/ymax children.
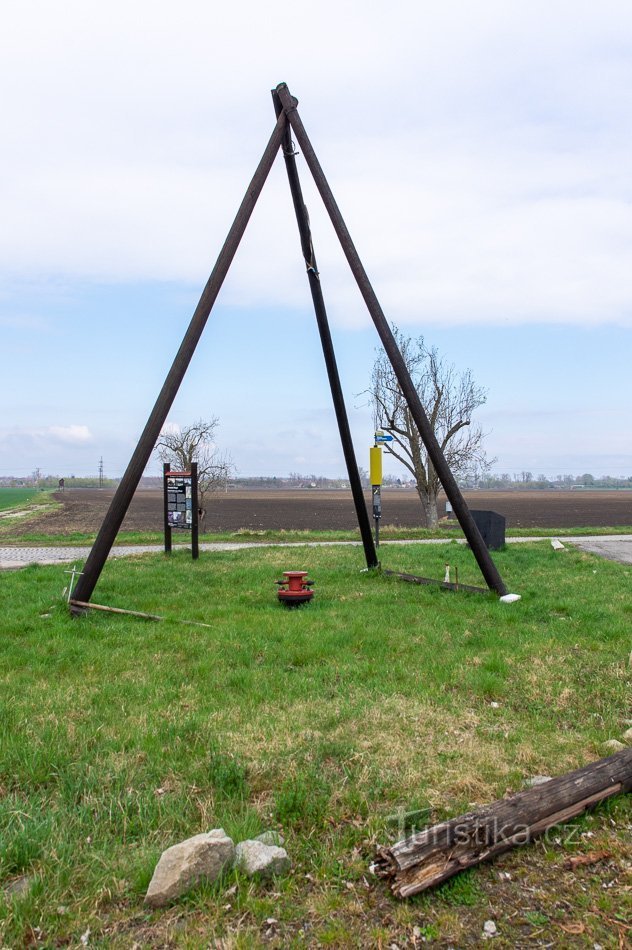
<box><xmin>272</xmin><ymin>90</ymin><xmax>378</xmax><ymax>569</ymax></box>
<box><xmin>72</xmin><ymin>111</ymin><xmax>288</xmax><ymax>607</ymax></box>
<box><xmin>191</xmin><ymin>462</ymin><xmax>199</xmax><ymax>560</ymax></box>
<box><xmin>163</xmin><ymin>462</ymin><xmax>172</xmax><ymax>554</ymax></box>
<box><xmin>274</xmin><ymin>83</ymin><xmax>507</xmax><ymax>597</ymax></box>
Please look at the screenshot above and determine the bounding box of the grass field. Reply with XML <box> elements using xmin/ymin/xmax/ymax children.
<box><xmin>0</xmin><ymin>488</ymin><xmax>50</xmax><ymax>512</ymax></box>
<box><xmin>1</xmin><ymin>542</ymin><xmax>631</xmax><ymax>946</ymax></box>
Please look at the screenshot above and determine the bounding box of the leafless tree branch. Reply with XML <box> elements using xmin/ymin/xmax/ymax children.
<box><xmin>155</xmin><ymin>418</ymin><xmax>236</xmax><ymax>507</ymax></box>
<box><xmin>367</xmin><ymin>326</ymin><xmax>493</xmax><ymax>527</ymax></box>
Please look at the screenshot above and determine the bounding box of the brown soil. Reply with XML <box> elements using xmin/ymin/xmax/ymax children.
<box><xmin>7</xmin><ymin>488</ymin><xmax>632</xmax><ymax>537</ymax></box>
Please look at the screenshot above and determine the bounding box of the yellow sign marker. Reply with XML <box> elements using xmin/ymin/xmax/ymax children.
<box><xmin>370</xmin><ymin>445</ymin><xmax>383</xmax><ymax>486</ymax></box>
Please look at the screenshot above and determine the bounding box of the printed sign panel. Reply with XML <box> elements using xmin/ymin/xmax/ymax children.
<box><xmin>166</xmin><ymin>473</ymin><xmax>193</xmax><ymax>530</ymax></box>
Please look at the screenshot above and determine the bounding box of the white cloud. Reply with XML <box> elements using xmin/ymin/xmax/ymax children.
<box><xmin>1</xmin><ymin>0</ymin><xmax>631</xmax><ymax>328</ymax></box>
<box><xmin>0</xmin><ymin>424</ymin><xmax>93</xmax><ymax>449</ymax></box>
<box><xmin>48</xmin><ymin>425</ymin><xmax>93</xmax><ymax>444</ymax></box>
<box><xmin>0</xmin><ymin>425</ymin><xmax>95</xmax><ymax>476</ymax></box>
<box><xmin>160</xmin><ymin>421</ymin><xmax>182</xmax><ymax>437</ymax></box>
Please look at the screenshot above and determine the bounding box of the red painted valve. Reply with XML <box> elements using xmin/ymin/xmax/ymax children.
<box><xmin>275</xmin><ymin>571</ymin><xmax>315</xmax><ymax>607</ymax></box>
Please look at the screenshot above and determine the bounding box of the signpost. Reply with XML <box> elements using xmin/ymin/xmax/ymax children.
<box><xmin>163</xmin><ymin>462</ymin><xmax>199</xmax><ymax>559</ymax></box>
<box><xmin>370</xmin><ymin>436</ymin><xmax>384</xmax><ymax>548</ymax></box>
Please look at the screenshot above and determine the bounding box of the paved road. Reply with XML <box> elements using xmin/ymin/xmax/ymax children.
<box><xmin>568</xmin><ymin>535</ymin><xmax>632</xmax><ymax>564</ymax></box>
<box><xmin>2</xmin><ymin>536</ymin><xmax>632</xmax><ymax>570</ymax></box>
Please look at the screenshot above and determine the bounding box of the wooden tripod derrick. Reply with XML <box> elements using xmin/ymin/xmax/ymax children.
<box><xmin>71</xmin><ymin>83</ymin><xmax>508</xmax><ymax>610</ymax></box>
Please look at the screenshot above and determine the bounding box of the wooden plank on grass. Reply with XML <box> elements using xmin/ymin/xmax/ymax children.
<box><xmin>374</xmin><ymin>748</ymin><xmax>632</xmax><ymax>898</ymax></box>
<box><xmin>70</xmin><ymin>599</ymin><xmax>213</xmax><ymax>628</ymax></box>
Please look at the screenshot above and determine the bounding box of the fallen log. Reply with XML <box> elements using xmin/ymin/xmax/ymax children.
<box><xmin>382</xmin><ymin>568</ymin><xmax>488</xmax><ymax>595</ymax></box>
<box><xmin>69</xmin><ymin>599</ymin><xmax>214</xmax><ymax>628</ymax></box>
<box><xmin>70</xmin><ymin>599</ymin><xmax>162</xmax><ymax>621</ymax></box>
<box><xmin>373</xmin><ymin>748</ymin><xmax>632</xmax><ymax>898</ymax></box>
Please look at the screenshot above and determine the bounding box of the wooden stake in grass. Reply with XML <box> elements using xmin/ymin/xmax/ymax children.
<box><xmin>373</xmin><ymin>748</ymin><xmax>632</xmax><ymax>898</ymax></box>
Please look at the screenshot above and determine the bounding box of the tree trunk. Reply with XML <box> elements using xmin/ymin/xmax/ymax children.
<box><xmin>374</xmin><ymin>748</ymin><xmax>632</xmax><ymax>899</ymax></box>
<box><xmin>418</xmin><ymin>487</ymin><xmax>439</xmax><ymax>528</ymax></box>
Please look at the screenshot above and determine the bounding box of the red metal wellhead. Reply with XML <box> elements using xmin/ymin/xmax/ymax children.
<box><xmin>275</xmin><ymin>571</ymin><xmax>314</xmax><ymax>607</ymax></box>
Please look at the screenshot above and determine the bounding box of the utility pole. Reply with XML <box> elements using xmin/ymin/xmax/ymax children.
<box><xmin>98</xmin><ymin>457</ymin><xmax>104</xmax><ymax>490</ymax></box>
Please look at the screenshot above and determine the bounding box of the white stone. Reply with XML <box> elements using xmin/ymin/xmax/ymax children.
<box><xmin>499</xmin><ymin>593</ymin><xmax>521</xmax><ymax>604</ymax></box>
<box><xmin>551</xmin><ymin>539</ymin><xmax>565</xmax><ymax>550</ymax></box>
<box><xmin>483</xmin><ymin>919</ymin><xmax>497</xmax><ymax>938</ymax></box>
<box><xmin>622</xmin><ymin>727</ymin><xmax>632</xmax><ymax>743</ymax></box>
<box><xmin>234</xmin><ymin>840</ymin><xmax>291</xmax><ymax>878</ymax></box>
<box><xmin>255</xmin><ymin>830</ymin><xmax>285</xmax><ymax>847</ymax></box>
<box><xmin>603</xmin><ymin>739</ymin><xmax>626</xmax><ymax>753</ymax></box>
<box><xmin>144</xmin><ymin>829</ymin><xmax>235</xmax><ymax>907</ymax></box>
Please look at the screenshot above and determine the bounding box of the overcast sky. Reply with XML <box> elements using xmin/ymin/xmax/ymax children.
<box><xmin>2</xmin><ymin>0</ymin><xmax>631</xmax><ymax>480</ymax></box>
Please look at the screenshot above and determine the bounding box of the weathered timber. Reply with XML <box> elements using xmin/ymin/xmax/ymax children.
<box><xmin>382</xmin><ymin>568</ymin><xmax>489</xmax><ymax>595</ymax></box>
<box><xmin>70</xmin><ymin>600</ymin><xmax>162</xmax><ymax>620</ymax></box>
<box><xmin>275</xmin><ymin>82</ymin><xmax>508</xmax><ymax>597</ymax></box>
<box><xmin>374</xmin><ymin>748</ymin><xmax>632</xmax><ymax>898</ymax></box>
<box><xmin>70</xmin><ymin>600</ymin><xmax>213</xmax><ymax>628</ymax></box>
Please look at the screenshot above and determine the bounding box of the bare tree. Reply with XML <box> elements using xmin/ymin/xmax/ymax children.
<box><xmin>369</xmin><ymin>328</ymin><xmax>493</xmax><ymax>527</ymax></box>
<box><xmin>155</xmin><ymin>418</ymin><xmax>235</xmax><ymax>511</ymax></box>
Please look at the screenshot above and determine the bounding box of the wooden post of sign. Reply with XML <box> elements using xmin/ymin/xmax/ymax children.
<box><xmin>163</xmin><ymin>462</ymin><xmax>172</xmax><ymax>554</ymax></box>
<box><xmin>191</xmin><ymin>462</ymin><xmax>199</xmax><ymax>560</ymax></box>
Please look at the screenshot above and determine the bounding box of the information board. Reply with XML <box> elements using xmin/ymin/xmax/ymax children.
<box><xmin>163</xmin><ymin>463</ymin><xmax>199</xmax><ymax>558</ymax></box>
<box><xmin>166</xmin><ymin>472</ymin><xmax>193</xmax><ymax>528</ymax></box>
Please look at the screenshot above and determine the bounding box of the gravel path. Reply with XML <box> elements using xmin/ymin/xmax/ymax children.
<box><xmin>2</xmin><ymin>536</ymin><xmax>632</xmax><ymax>570</ymax></box>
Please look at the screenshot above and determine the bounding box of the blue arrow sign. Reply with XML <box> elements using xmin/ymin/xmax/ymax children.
<box><xmin>375</xmin><ymin>434</ymin><xmax>394</xmax><ymax>443</ymax></box>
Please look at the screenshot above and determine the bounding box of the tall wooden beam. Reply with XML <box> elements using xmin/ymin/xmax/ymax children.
<box><xmin>275</xmin><ymin>83</ymin><xmax>507</xmax><ymax>596</ymax></box>
<box><xmin>272</xmin><ymin>89</ymin><xmax>378</xmax><ymax>569</ymax></box>
<box><xmin>71</xmin><ymin>111</ymin><xmax>288</xmax><ymax>607</ymax></box>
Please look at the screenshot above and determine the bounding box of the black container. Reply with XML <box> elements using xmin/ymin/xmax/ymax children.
<box><xmin>470</xmin><ymin>510</ymin><xmax>506</xmax><ymax>550</ymax></box>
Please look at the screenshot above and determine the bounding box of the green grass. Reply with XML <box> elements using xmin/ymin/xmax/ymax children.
<box><xmin>1</xmin><ymin>524</ymin><xmax>458</xmax><ymax>546</ymax></box>
<box><xmin>0</xmin><ymin>488</ymin><xmax>52</xmax><ymax>512</ymax></box>
<box><xmin>1</xmin><ymin>542</ymin><xmax>631</xmax><ymax>946</ymax></box>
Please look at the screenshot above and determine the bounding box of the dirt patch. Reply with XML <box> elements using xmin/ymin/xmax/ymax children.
<box><xmin>3</xmin><ymin>488</ymin><xmax>632</xmax><ymax>538</ymax></box>
<box><xmin>0</xmin><ymin>504</ymin><xmax>47</xmax><ymax>521</ymax></box>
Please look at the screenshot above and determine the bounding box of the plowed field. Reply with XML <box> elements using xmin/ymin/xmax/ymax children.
<box><xmin>8</xmin><ymin>488</ymin><xmax>632</xmax><ymax>537</ymax></box>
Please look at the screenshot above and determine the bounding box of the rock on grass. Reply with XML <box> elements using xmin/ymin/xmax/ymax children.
<box><xmin>145</xmin><ymin>829</ymin><xmax>235</xmax><ymax>907</ymax></box>
<box><xmin>255</xmin><ymin>830</ymin><xmax>285</xmax><ymax>847</ymax></box>
<box><xmin>234</xmin><ymin>840</ymin><xmax>291</xmax><ymax>879</ymax></box>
